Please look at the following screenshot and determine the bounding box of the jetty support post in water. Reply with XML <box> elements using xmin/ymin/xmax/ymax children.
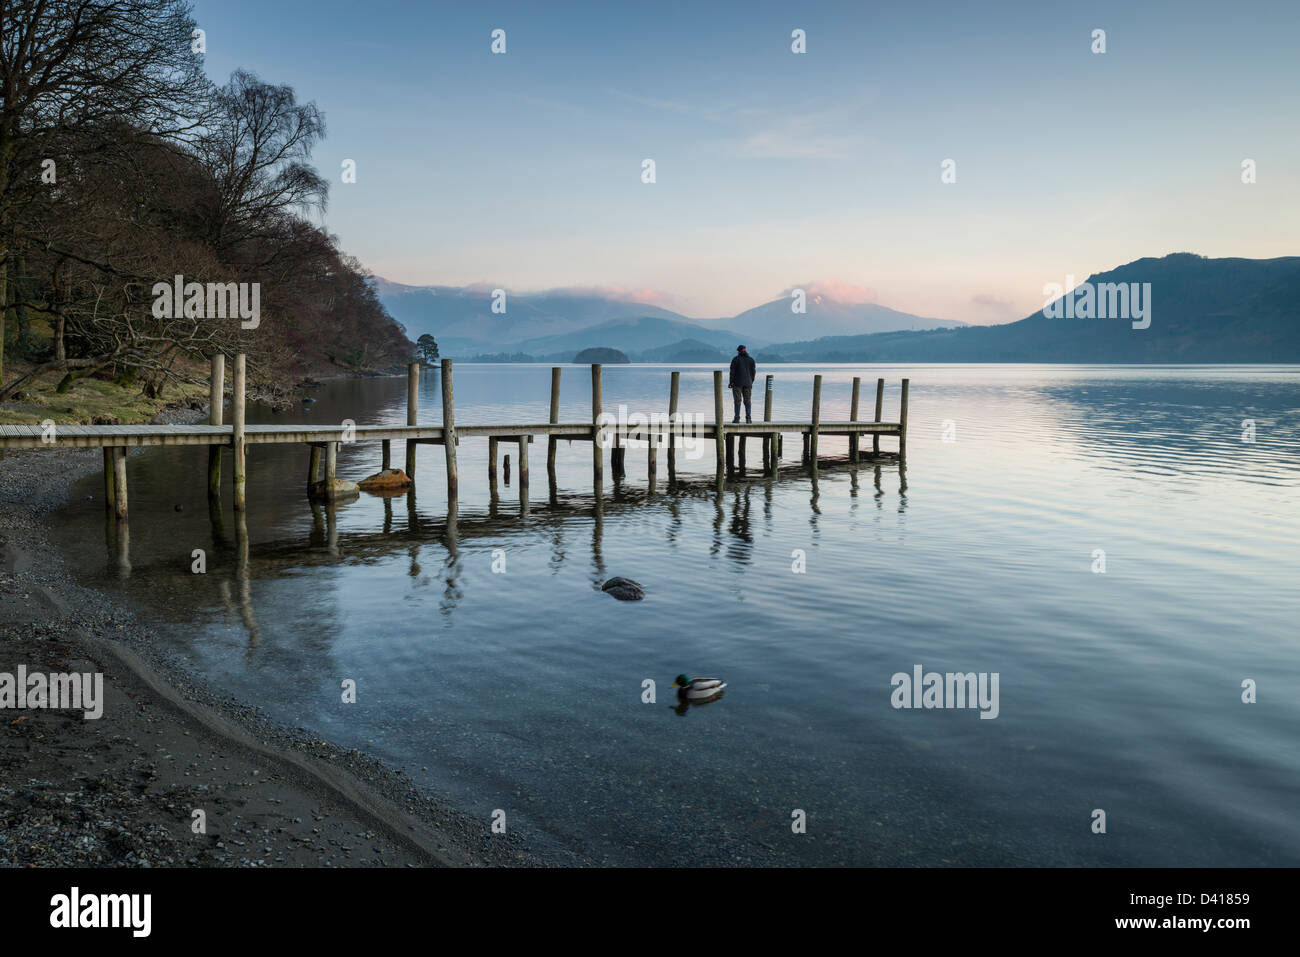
<box><xmin>667</xmin><ymin>370</ymin><xmax>680</xmax><ymax>482</ymax></box>
<box><xmin>899</xmin><ymin>377</ymin><xmax>910</xmax><ymax>463</ymax></box>
<box><xmin>713</xmin><ymin>370</ymin><xmax>725</xmax><ymax>492</ymax></box>
<box><xmin>488</xmin><ymin>437</ymin><xmax>499</xmax><ymax>495</ymax></box>
<box><xmin>405</xmin><ymin>362</ymin><xmax>419</xmax><ymax>479</ymax></box>
<box><xmin>232</xmin><ymin>353</ymin><xmax>247</xmax><ymax>512</ymax></box>
<box><xmin>208</xmin><ymin>353</ymin><xmax>224</xmax><ymax>498</ymax></box>
<box><xmin>809</xmin><ymin>374</ymin><xmax>822</xmax><ymax>473</ymax></box>
<box><xmin>849</xmin><ymin>376</ymin><xmax>861</xmax><ymax>464</ymax></box>
<box><xmin>518</xmin><ymin>435</ymin><xmax>529</xmax><ymax>511</ymax></box>
<box><xmin>111</xmin><ymin>447</ymin><xmax>128</xmax><ymax>518</ymax></box>
<box><xmin>307</xmin><ymin>444</ymin><xmax>321</xmax><ymax>493</ymax></box>
<box><xmin>591</xmin><ymin>363</ymin><xmax>603</xmax><ymax>491</ymax></box>
<box><xmin>762</xmin><ymin>374</ymin><xmax>775</xmax><ymax>475</ymax></box>
<box><xmin>873</xmin><ymin>377</ymin><xmax>885</xmax><ymax>456</ymax></box>
<box><xmin>441</xmin><ymin>358</ymin><xmax>457</xmax><ymax>504</ymax></box>
<box><xmin>547</xmin><ymin>366</ymin><xmax>561</xmax><ymax>484</ymax></box>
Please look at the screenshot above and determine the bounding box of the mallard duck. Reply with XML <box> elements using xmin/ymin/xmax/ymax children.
<box><xmin>671</xmin><ymin>674</ymin><xmax>726</xmax><ymax>700</ymax></box>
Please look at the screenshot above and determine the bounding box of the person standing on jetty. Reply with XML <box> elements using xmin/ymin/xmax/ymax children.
<box><xmin>728</xmin><ymin>345</ymin><xmax>757</xmax><ymax>423</ymax></box>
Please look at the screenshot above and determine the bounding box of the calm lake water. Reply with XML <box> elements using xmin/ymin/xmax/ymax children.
<box><xmin>53</xmin><ymin>364</ymin><xmax>1300</xmax><ymax>866</ymax></box>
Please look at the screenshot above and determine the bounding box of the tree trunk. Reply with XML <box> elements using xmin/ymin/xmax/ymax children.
<box><xmin>13</xmin><ymin>254</ymin><xmax>29</xmax><ymax>345</ymax></box>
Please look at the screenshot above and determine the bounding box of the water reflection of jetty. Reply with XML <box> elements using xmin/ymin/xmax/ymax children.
<box><xmin>101</xmin><ymin>452</ymin><xmax>906</xmax><ymax>639</ymax></box>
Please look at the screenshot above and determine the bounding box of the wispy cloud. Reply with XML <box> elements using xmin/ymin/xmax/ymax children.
<box><xmin>608</xmin><ymin>87</ymin><xmax>874</xmax><ymax>160</ymax></box>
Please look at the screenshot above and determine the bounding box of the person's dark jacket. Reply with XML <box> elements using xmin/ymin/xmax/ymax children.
<box><xmin>729</xmin><ymin>352</ymin><xmax>756</xmax><ymax>388</ymax></box>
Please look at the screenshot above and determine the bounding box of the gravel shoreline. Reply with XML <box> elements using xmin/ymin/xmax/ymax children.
<box><xmin>0</xmin><ymin>403</ymin><xmax>543</xmax><ymax>867</ymax></box>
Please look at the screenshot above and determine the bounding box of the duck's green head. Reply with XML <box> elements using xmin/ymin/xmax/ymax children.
<box><xmin>671</xmin><ymin>674</ymin><xmax>691</xmax><ymax>688</ymax></box>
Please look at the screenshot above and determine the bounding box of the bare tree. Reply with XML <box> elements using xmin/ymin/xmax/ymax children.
<box><xmin>0</xmin><ymin>0</ymin><xmax>211</xmax><ymax>383</ymax></box>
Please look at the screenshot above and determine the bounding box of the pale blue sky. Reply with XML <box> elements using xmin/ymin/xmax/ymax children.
<box><xmin>192</xmin><ymin>0</ymin><xmax>1300</xmax><ymax>322</ymax></box>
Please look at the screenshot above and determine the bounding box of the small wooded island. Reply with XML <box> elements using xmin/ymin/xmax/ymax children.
<box><xmin>573</xmin><ymin>347</ymin><xmax>630</xmax><ymax>363</ymax></box>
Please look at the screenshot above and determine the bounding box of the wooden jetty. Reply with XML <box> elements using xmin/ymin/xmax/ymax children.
<box><xmin>0</xmin><ymin>357</ymin><xmax>908</xmax><ymax>517</ymax></box>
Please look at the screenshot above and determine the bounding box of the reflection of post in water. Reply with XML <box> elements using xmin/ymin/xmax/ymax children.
<box><xmin>547</xmin><ymin>458</ymin><xmax>559</xmax><ymax>508</ymax></box>
<box><xmin>382</xmin><ymin>495</ymin><xmax>393</xmax><ymax>534</ymax></box>
<box><xmin>728</xmin><ymin>485</ymin><xmax>754</xmax><ymax>560</ymax></box>
<box><xmin>325</xmin><ymin>500</ymin><xmax>340</xmax><ymax>557</ymax></box>
<box><xmin>549</xmin><ymin>522</ymin><xmax>565</xmax><ymax>571</ymax></box>
<box><xmin>308</xmin><ymin>501</ymin><xmax>326</xmax><ymax>547</ymax></box>
<box><xmin>208</xmin><ymin>495</ymin><xmax>228</xmax><ymax>548</ymax></box>
<box><xmin>898</xmin><ymin>460</ymin><xmax>908</xmax><ymax>501</ymax></box>
<box><xmin>406</xmin><ymin>484</ymin><xmax>420</xmax><ymax>534</ymax></box>
<box><xmin>443</xmin><ymin>500</ymin><xmax>459</xmax><ymax>558</ymax></box>
<box><xmin>234</xmin><ymin>508</ymin><xmax>259</xmax><ymax>648</ymax></box>
<box><xmin>665</xmin><ymin>494</ymin><xmax>682</xmax><ymax>546</ymax></box>
<box><xmin>710</xmin><ymin>488</ymin><xmax>724</xmax><ymax>558</ymax></box>
<box><xmin>590</xmin><ymin>498</ymin><xmax>605</xmax><ymax>585</ymax></box>
<box><xmin>407</xmin><ymin>489</ymin><xmax>421</xmax><ymax>578</ymax></box>
<box><xmin>106</xmin><ymin>515</ymin><xmax>130</xmax><ymax>580</ymax></box>
<box><xmin>439</xmin><ymin>500</ymin><xmax>460</xmax><ymax>612</ymax></box>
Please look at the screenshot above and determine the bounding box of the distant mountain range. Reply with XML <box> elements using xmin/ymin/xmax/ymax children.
<box><xmin>728</xmin><ymin>295</ymin><xmax>963</xmax><ymax>343</ymax></box>
<box><xmin>373</xmin><ymin>254</ymin><xmax>1300</xmax><ymax>363</ymax></box>
<box><xmin>369</xmin><ymin>278</ymin><xmax>690</xmax><ymax>356</ymax></box>
<box><xmin>371</xmin><ymin>276</ymin><xmax>961</xmax><ymax>359</ymax></box>
<box><xmin>761</xmin><ymin>255</ymin><xmax>1300</xmax><ymax>363</ymax></box>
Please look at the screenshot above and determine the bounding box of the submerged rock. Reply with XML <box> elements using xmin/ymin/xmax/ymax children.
<box><xmin>601</xmin><ymin>577</ymin><xmax>645</xmax><ymax>601</ymax></box>
<box><xmin>308</xmin><ymin>478</ymin><xmax>360</xmax><ymax>501</ymax></box>
<box><xmin>356</xmin><ymin>468</ymin><xmax>412</xmax><ymax>491</ymax></box>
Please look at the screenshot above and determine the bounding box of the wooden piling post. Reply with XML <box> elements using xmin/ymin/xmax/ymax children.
<box><xmin>899</xmin><ymin>378</ymin><xmax>910</xmax><ymax>462</ymax></box>
<box><xmin>591</xmin><ymin>364</ymin><xmax>603</xmax><ymax>490</ymax></box>
<box><xmin>325</xmin><ymin>442</ymin><xmax>337</xmax><ymax>491</ymax></box>
<box><xmin>849</xmin><ymin>375</ymin><xmax>861</xmax><ymax>463</ymax></box>
<box><xmin>809</xmin><ymin>374</ymin><xmax>822</xmax><ymax>473</ymax></box>
<box><xmin>873</xmin><ymin>377</ymin><xmax>885</xmax><ymax>456</ymax></box>
<box><xmin>489</xmin><ymin>437</ymin><xmax>499</xmax><ymax>494</ymax></box>
<box><xmin>102</xmin><ymin>448</ymin><xmax>115</xmax><ymax>513</ymax></box>
<box><xmin>518</xmin><ymin>436</ymin><xmax>529</xmax><ymax>506</ymax></box>
<box><xmin>713</xmin><ymin>370</ymin><xmax>725</xmax><ymax>490</ymax></box>
<box><xmin>763</xmin><ymin>375</ymin><xmax>774</xmax><ymax>475</ymax></box>
<box><xmin>667</xmin><ymin>371</ymin><xmax>680</xmax><ymax>479</ymax></box>
<box><xmin>647</xmin><ymin>419</ymin><xmax>657</xmax><ymax>484</ymax></box>
<box><xmin>406</xmin><ymin>362</ymin><xmax>419</xmax><ymax>478</ymax></box>
<box><xmin>208</xmin><ymin>354</ymin><xmax>224</xmax><ymax>498</ymax></box>
<box><xmin>381</xmin><ymin>439</ymin><xmax>390</xmax><ymax>471</ymax></box>
<box><xmin>308</xmin><ymin>444</ymin><xmax>322</xmax><ymax>493</ymax></box>
<box><xmin>547</xmin><ymin>367</ymin><xmax>561</xmax><ymax>482</ymax></box>
<box><xmin>112</xmin><ymin>447</ymin><xmax>128</xmax><ymax>519</ymax></box>
<box><xmin>441</xmin><ymin>358</ymin><xmax>457</xmax><ymax>502</ymax></box>
<box><xmin>232</xmin><ymin>354</ymin><xmax>246</xmax><ymax>512</ymax></box>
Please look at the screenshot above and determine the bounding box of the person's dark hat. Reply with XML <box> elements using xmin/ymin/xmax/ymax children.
<box><xmin>737</xmin><ymin>345</ymin><xmax>746</xmax><ymax>352</ymax></box>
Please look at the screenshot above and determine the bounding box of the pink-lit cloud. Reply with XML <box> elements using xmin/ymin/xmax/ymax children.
<box><xmin>782</xmin><ymin>279</ymin><xmax>881</xmax><ymax>305</ymax></box>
